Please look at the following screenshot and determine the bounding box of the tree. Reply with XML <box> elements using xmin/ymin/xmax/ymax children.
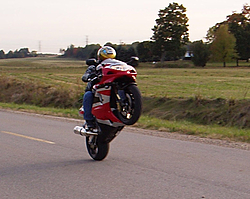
<box><xmin>206</xmin><ymin>4</ymin><xmax>250</xmax><ymax>63</ymax></box>
<box><xmin>191</xmin><ymin>40</ymin><xmax>210</xmax><ymax>67</ymax></box>
<box><xmin>206</xmin><ymin>26</ymin><xmax>217</xmax><ymax>44</ymax></box>
<box><xmin>226</xmin><ymin>4</ymin><xmax>250</xmax><ymax>62</ymax></box>
<box><xmin>7</xmin><ymin>51</ymin><xmax>14</xmax><ymax>58</ymax></box>
<box><xmin>0</xmin><ymin>50</ymin><xmax>5</xmax><ymax>59</ymax></box>
<box><xmin>210</xmin><ymin>24</ymin><xmax>237</xmax><ymax>67</ymax></box>
<box><xmin>18</xmin><ymin>48</ymin><xmax>30</xmax><ymax>58</ymax></box>
<box><xmin>137</xmin><ymin>41</ymin><xmax>156</xmax><ymax>62</ymax></box>
<box><xmin>151</xmin><ymin>2</ymin><xmax>189</xmax><ymax>61</ymax></box>
<box><xmin>116</xmin><ymin>45</ymin><xmax>137</xmax><ymax>62</ymax></box>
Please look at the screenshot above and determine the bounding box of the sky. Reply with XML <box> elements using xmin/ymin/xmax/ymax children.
<box><xmin>0</xmin><ymin>0</ymin><xmax>248</xmax><ymax>53</ymax></box>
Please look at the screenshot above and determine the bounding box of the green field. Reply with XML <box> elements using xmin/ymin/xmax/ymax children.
<box><xmin>1</xmin><ymin>57</ymin><xmax>249</xmax><ymax>99</ymax></box>
<box><xmin>1</xmin><ymin>57</ymin><xmax>250</xmax><ymax>142</ymax></box>
<box><xmin>138</xmin><ymin>67</ymin><xmax>250</xmax><ymax>99</ymax></box>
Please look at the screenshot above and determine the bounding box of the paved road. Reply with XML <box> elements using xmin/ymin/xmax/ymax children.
<box><xmin>1</xmin><ymin>110</ymin><xmax>250</xmax><ymax>199</ymax></box>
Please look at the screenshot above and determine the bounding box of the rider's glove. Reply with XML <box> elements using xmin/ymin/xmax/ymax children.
<box><xmin>89</xmin><ymin>76</ymin><xmax>100</xmax><ymax>85</ymax></box>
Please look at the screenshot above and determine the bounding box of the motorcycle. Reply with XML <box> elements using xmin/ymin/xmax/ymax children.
<box><xmin>74</xmin><ymin>57</ymin><xmax>142</xmax><ymax>161</ymax></box>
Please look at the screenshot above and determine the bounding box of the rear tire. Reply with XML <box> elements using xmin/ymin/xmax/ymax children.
<box><xmin>86</xmin><ymin>136</ymin><xmax>109</xmax><ymax>161</ymax></box>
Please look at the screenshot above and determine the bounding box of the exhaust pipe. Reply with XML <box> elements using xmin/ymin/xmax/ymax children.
<box><xmin>74</xmin><ymin>126</ymin><xmax>98</xmax><ymax>136</ymax></box>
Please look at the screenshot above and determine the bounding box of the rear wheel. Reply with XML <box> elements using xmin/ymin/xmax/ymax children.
<box><xmin>86</xmin><ymin>136</ymin><xmax>109</xmax><ymax>161</ymax></box>
<box><xmin>116</xmin><ymin>85</ymin><xmax>142</xmax><ymax>125</ymax></box>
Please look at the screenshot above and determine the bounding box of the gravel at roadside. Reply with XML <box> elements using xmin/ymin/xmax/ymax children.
<box><xmin>125</xmin><ymin>126</ymin><xmax>250</xmax><ymax>151</ymax></box>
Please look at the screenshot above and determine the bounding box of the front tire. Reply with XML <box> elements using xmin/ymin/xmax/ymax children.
<box><xmin>86</xmin><ymin>136</ymin><xmax>109</xmax><ymax>161</ymax></box>
<box><xmin>116</xmin><ymin>85</ymin><xmax>142</xmax><ymax>125</ymax></box>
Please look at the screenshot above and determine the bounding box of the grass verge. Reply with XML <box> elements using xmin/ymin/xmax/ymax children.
<box><xmin>135</xmin><ymin>115</ymin><xmax>250</xmax><ymax>143</ymax></box>
<box><xmin>0</xmin><ymin>102</ymin><xmax>78</xmax><ymax>118</ymax></box>
<box><xmin>1</xmin><ymin>102</ymin><xmax>250</xmax><ymax>143</ymax></box>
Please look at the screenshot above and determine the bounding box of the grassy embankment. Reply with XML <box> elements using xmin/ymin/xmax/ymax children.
<box><xmin>0</xmin><ymin>57</ymin><xmax>250</xmax><ymax>142</ymax></box>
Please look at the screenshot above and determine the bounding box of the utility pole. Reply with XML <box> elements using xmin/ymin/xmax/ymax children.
<box><xmin>86</xmin><ymin>36</ymin><xmax>89</xmax><ymax>46</ymax></box>
<box><xmin>39</xmin><ymin>41</ymin><xmax>41</xmax><ymax>52</ymax></box>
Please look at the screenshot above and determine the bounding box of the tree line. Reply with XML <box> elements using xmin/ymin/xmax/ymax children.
<box><xmin>1</xmin><ymin>2</ymin><xmax>249</xmax><ymax>67</ymax></box>
<box><xmin>62</xmin><ymin>43</ymin><xmax>138</xmax><ymax>62</ymax></box>
<box><xmin>0</xmin><ymin>48</ymin><xmax>37</xmax><ymax>59</ymax></box>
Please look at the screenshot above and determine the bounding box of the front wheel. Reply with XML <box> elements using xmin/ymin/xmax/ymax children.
<box><xmin>116</xmin><ymin>85</ymin><xmax>142</xmax><ymax>125</ymax></box>
<box><xmin>86</xmin><ymin>136</ymin><xmax>109</xmax><ymax>161</ymax></box>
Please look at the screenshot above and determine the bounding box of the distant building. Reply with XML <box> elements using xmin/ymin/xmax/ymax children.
<box><xmin>183</xmin><ymin>44</ymin><xmax>193</xmax><ymax>60</ymax></box>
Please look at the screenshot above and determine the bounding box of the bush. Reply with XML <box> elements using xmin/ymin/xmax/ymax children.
<box><xmin>191</xmin><ymin>40</ymin><xmax>210</xmax><ymax>67</ymax></box>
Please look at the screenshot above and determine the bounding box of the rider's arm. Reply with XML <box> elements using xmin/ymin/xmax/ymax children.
<box><xmin>82</xmin><ymin>65</ymin><xmax>96</xmax><ymax>82</ymax></box>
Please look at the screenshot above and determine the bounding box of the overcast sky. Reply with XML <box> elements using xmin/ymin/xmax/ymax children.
<box><xmin>0</xmin><ymin>0</ymin><xmax>248</xmax><ymax>53</ymax></box>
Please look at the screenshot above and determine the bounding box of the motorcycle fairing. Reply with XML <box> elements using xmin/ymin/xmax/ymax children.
<box><xmin>92</xmin><ymin>85</ymin><xmax>124</xmax><ymax>127</ymax></box>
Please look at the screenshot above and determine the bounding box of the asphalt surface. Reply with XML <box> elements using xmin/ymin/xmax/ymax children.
<box><xmin>1</xmin><ymin>110</ymin><xmax>250</xmax><ymax>199</ymax></box>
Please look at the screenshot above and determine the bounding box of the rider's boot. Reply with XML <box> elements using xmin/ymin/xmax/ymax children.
<box><xmin>85</xmin><ymin>120</ymin><xmax>98</xmax><ymax>133</ymax></box>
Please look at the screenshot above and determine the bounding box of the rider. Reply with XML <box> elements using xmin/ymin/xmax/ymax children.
<box><xmin>81</xmin><ymin>46</ymin><xmax>116</xmax><ymax>132</ymax></box>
